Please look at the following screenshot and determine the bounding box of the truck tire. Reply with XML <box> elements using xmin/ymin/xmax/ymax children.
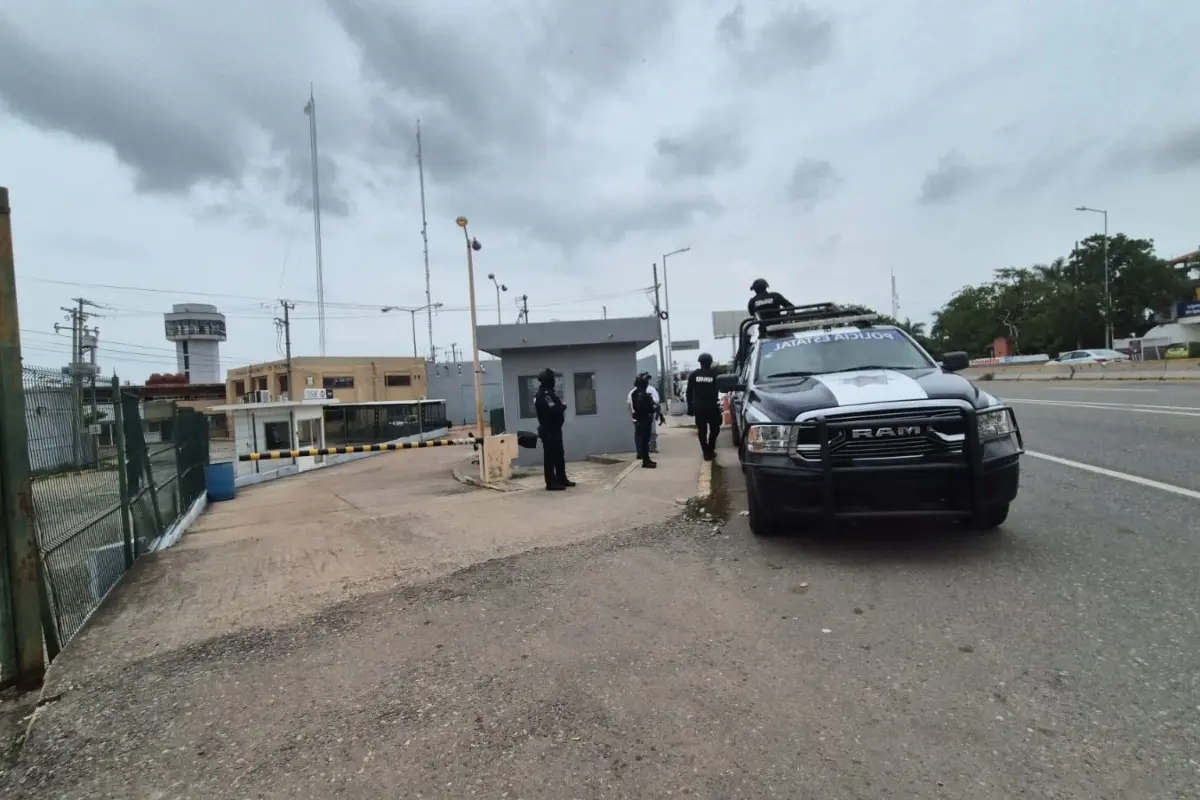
<box><xmin>747</xmin><ymin>480</ymin><xmax>782</xmax><ymax>537</ymax></box>
<box><xmin>973</xmin><ymin>502</ymin><xmax>1010</xmax><ymax>532</ymax></box>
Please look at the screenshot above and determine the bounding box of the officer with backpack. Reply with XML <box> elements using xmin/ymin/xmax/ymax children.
<box><xmin>629</xmin><ymin>372</ymin><xmax>660</xmax><ymax>469</ymax></box>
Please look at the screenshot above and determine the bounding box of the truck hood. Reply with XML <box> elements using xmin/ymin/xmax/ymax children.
<box><xmin>746</xmin><ymin>368</ymin><xmax>996</xmax><ymax>421</ymax></box>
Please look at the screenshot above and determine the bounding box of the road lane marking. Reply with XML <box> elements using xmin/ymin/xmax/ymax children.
<box><xmin>1006</xmin><ymin>398</ymin><xmax>1200</xmax><ymax>417</ymax></box>
<box><xmin>1025</xmin><ymin>450</ymin><xmax>1200</xmax><ymax>501</ymax></box>
<box><xmin>1045</xmin><ymin>387</ymin><xmax>1159</xmax><ymax>393</ymax></box>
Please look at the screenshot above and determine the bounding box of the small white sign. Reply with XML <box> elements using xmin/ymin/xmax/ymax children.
<box><xmin>88</xmin><ymin>423</ymin><xmax>102</xmax><ymax>435</ymax></box>
<box><xmin>303</xmin><ymin>388</ymin><xmax>329</xmax><ymax>401</ymax></box>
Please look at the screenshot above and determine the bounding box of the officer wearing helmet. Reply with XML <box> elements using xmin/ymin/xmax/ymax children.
<box><xmin>686</xmin><ymin>352</ymin><xmax>722</xmax><ymax>461</ymax></box>
<box><xmin>747</xmin><ymin>278</ymin><xmax>793</xmax><ymax>321</ymax></box>
<box><xmin>534</xmin><ymin>368</ymin><xmax>574</xmax><ymax>490</ymax></box>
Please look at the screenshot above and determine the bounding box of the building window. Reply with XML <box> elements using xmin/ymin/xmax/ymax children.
<box><xmin>263</xmin><ymin>420</ymin><xmax>291</xmax><ymax>451</ymax></box>
<box><xmin>385</xmin><ymin>373</ymin><xmax>412</xmax><ymax>387</ymax></box>
<box><xmin>323</xmin><ymin>376</ymin><xmax>354</xmax><ymax>389</ymax></box>
<box><xmin>573</xmin><ymin>372</ymin><xmax>598</xmax><ymax>415</ymax></box>
<box><xmin>278</xmin><ymin>374</ymin><xmax>289</xmax><ymax>396</ymax></box>
<box><xmin>254</xmin><ymin>377</ymin><xmax>268</xmax><ymax>391</ymax></box>
<box><xmin>518</xmin><ymin>373</ymin><xmax>563</xmax><ymax>419</ymax></box>
<box><xmin>233</xmin><ymin>380</ymin><xmax>245</xmax><ymax>396</ymax></box>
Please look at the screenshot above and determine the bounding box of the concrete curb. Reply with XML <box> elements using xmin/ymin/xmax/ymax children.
<box><xmin>695</xmin><ymin>457</ymin><xmax>713</xmax><ymax>503</ymax></box>
<box><xmin>450</xmin><ymin>458</ymin><xmax>512</xmax><ymax>492</ymax></box>
<box><xmin>603</xmin><ymin>459</ymin><xmax>642</xmax><ymax>491</ymax></box>
<box><xmin>981</xmin><ymin>373</ymin><xmax>1200</xmax><ymax>382</ymax></box>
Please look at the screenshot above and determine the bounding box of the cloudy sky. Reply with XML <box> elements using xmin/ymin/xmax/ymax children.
<box><xmin>3</xmin><ymin>0</ymin><xmax>1198</xmax><ymax>381</ymax></box>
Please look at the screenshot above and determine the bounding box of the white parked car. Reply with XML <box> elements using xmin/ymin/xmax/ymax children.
<box><xmin>1054</xmin><ymin>348</ymin><xmax>1131</xmax><ymax>365</ymax></box>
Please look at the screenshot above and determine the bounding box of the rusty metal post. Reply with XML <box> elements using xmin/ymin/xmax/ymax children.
<box><xmin>0</xmin><ymin>187</ymin><xmax>49</xmax><ymax>688</ymax></box>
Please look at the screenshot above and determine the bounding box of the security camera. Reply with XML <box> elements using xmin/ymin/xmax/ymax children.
<box><xmin>471</xmin><ymin>238</ymin><xmax>482</xmax><ymax>252</ymax></box>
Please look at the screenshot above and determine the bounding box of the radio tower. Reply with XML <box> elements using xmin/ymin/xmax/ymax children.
<box><xmin>417</xmin><ymin>120</ymin><xmax>434</xmax><ymax>361</ymax></box>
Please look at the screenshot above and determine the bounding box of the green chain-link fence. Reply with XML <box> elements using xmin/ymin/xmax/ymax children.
<box><xmin>26</xmin><ymin>369</ymin><xmax>210</xmax><ymax>651</ymax></box>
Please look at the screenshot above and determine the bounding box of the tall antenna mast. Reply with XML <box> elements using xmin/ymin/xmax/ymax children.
<box><xmin>417</xmin><ymin>120</ymin><xmax>434</xmax><ymax>361</ymax></box>
<box><xmin>890</xmin><ymin>268</ymin><xmax>899</xmax><ymax>319</ymax></box>
<box><xmin>304</xmin><ymin>84</ymin><xmax>327</xmax><ymax>356</ymax></box>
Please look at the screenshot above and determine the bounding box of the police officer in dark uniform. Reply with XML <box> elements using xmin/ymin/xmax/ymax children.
<box><xmin>534</xmin><ymin>368</ymin><xmax>575</xmax><ymax>490</ymax></box>
<box><xmin>630</xmin><ymin>372</ymin><xmax>659</xmax><ymax>469</ymax></box>
<box><xmin>686</xmin><ymin>353</ymin><xmax>722</xmax><ymax>461</ymax></box>
<box><xmin>747</xmin><ymin>278</ymin><xmax>792</xmax><ymax>321</ymax></box>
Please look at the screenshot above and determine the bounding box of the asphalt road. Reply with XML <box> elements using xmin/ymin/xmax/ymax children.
<box><xmin>6</xmin><ymin>387</ymin><xmax>1199</xmax><ymax>798</ymax></box>
<box><xmin>988</xmin><ymin>380</ymin><xmax>1200</xmax><ymax>493</ymax></box>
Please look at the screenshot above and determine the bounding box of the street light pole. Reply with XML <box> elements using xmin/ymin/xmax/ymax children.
<box><xmin>1075</xmin><ymin>206</ymin><xmax>1111</xmax><ymax>349</ymax></box>
<box><xmin>382</xmin><ymin>302</ymin><xmax>444</xmax><ymax>359</ymax></box>
<box><xmin>661</xmin><ymin>246</ymin><xmax>690</xmax><ymax>403</ymax></box>
<box><xmin>456</xmin><ymin>217</ymin><xmax>486</xmax><ymax>440</ymax></box>
<box><xmin>487</xmin><ymin>273</ymin><xmax>507</xmax><ymax>324</ymax></box>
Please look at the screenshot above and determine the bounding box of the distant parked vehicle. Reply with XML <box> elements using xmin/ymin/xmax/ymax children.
<box><xmin>1053</xmin><ymin>349</ymin><xmax>1131</xmax><ymax>365</ymax></box>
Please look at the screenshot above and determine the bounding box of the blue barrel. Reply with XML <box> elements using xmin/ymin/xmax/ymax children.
<box><xmin>205</xmin><ymin>461</ymin><xmax>236</xmax><ymax>502</ymax></box>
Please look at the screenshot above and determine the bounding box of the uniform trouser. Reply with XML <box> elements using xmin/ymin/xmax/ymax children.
<box><xmin>539</xmin><ymin>426</ymin><xmax>567</xmax><ymax>486</ymax></box>
<box><xmin>695</xmin><ymin>411</ymin><xmax>721</xmax><ymax>452</ymax></box>
<box><xmin>650</xmin><ymin>417</ymin><xmax>659</xmax><ymax>451</ymax></box>
<box><xmin>634</xmin><ymin>418</ymin><xmax>654</xmax><ymax>461</ymax></box>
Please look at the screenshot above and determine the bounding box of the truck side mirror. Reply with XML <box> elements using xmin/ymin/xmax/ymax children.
<box><xmin>940</xmin><ymin>351</ymin><xmax>970</xmax><ymax>372</ymax></box>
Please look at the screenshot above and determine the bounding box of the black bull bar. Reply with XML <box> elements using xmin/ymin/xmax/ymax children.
<box><xmin>806</xmin><ymin>405</ymin><xmax>1021</xmax><ymax>531</ymax></box>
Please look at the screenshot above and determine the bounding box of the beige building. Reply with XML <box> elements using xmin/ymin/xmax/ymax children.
<box><xmin>225</xmin><ymin>356</ymin><xmax>428</xmax><ymax>405</ymax></box>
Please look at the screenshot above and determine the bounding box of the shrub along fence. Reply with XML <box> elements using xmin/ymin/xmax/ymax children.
<box><xmin>26</xmin><ymin>369</ymin><xmax>208</xmax><ymax>655</ymax></box>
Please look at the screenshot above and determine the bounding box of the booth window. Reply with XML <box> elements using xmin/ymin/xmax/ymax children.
<box><xmin>573</xmin><ymin>373</ymin><xmax>597</xmax><ymax>415</ymax></box>
<box><xmin>297</xmin><ymin>418</ymin><xmax>319</xmax><ymax>449</ymax></box>
<box><xmin>518</xmin><ymin>373</ymin><xmax>563</xmax><ymax>419</ymax></box>
<box><xmin>263</xmin><ymin>421</ymin><xmax>291</xmax><ymax>451</ymax></box>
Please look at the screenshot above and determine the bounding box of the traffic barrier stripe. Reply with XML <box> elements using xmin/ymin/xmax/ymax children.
<box><xmin>240</xmin><ymin>438</ymin><xmax>480</xmax><ymax>462</ymax></box>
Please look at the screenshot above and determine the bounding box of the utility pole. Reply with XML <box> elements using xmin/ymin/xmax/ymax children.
<box><xmin>304</xmin><ymin>86</ymin><xmax>327</xmax><ymax>356</ymax></box>
<box><xmin>517</xmin><ymin>294</ymin><xmax>529</xmax><ymax>324</ymax></box>
<box><xmin>450</xmin><ymin>343</ymin><xmax>459</xmax><ymax>364</ymax></box>
<box><xmin>652</xmin><ymin>262</ymin><xmax>667</xmax><ymax>398</ymax></box>
<box><xmin>61</xmin><ymin>298</ymin><xmax>101</xmax><ymax>465</ymax></box>
<box><xmin>275</xmin><ymin>301</ymin><xmax>294</xmax><ymax>398</ymax></box>
<box><xmin>416</xmin><ymin>121</ymin><xmax>435</xmax><ymax>361</ymax></box>
<box><xmin>0</xmin><ymin>186</ymin><xmax>47</xmax><ymax>688</ymax></box>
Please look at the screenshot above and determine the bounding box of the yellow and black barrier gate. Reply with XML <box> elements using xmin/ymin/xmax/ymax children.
<box><xmin>239</xmin><ymin>437</ymin><xmax>481</xmax><ymax>462</ymax></box>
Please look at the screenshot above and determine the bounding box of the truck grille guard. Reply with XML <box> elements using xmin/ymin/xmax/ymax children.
<box><xmin>789</xmin><ymin>399</ymin><xmax>1023</xmax><ymax>532</ymax></box>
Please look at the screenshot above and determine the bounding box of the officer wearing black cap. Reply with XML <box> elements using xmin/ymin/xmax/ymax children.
<box><xmin>686</xmin><ymin>353</ymin><xmax>722</xmax><ymax>461</ymax></box>
<box><xmin>747</xmin><ymin>278</ymin><xmax>792</xmax><ymax>321</ymax></box>
<box><xmin>534</xmin><ymin>368</ymin><xmax>574</xmax><ymax>490</ymax></box>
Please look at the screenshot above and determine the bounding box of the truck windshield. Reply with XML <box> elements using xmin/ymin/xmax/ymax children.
<box><xmin>755</xmin><ymin>329</ymin><xmax>934</xmax><ymax>381</ymax></box>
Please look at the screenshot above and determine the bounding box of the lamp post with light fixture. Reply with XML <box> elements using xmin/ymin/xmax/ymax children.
<box><xmin>456</xmin><ymin>217</ymin><xmax>486</xmax><ymax>440</ymax></box>
<box><xmin>661</xmin><ymin>246</ymin><xmax>690</xmax><ymax>402</ymax></box>
<box><xmin>487</xmin><ymin>273</ymin><xmax>507</xmax><ymax>324</ymax></box>
<box><xmin>382</xmin><ymin>302</ymin><xmax>443</xmax><ymax>359</ymax></box>
<box><xmin>1075</xmin><ymin>205</ymin><xmax>1111</xmax><ymax>349</ymax></box>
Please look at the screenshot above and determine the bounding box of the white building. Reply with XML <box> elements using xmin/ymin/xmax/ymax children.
<box><xmin>164</xmin><ymin>303</ymin><xmax>226</xmax><ymax>383</ymax></box>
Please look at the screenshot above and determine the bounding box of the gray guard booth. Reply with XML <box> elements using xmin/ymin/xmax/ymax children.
<box><xmin>477</xmin><ymin>317</ymin><xmax>660</xmax><ymax>466</ymax></box>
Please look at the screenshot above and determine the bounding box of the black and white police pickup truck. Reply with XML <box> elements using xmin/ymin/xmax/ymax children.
<box><xmin>719</xmin><ymin>303</ymin><xmax>1024</xmax><ymax>536</ymax></box>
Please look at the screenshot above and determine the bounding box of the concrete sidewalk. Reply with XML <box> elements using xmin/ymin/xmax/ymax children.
<box><xmin>4</xmin><ymin>421</ymin><xmax>705</xmax><ymax>797</ymax></box>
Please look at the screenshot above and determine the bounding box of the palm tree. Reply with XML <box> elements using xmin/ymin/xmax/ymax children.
<box><xmin>897</xmin><ymin>318</ymin><xmax>926</xmax><ymax>338</ymax></box>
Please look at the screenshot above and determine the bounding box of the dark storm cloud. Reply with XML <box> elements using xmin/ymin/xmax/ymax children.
<box><xmin>1148</xmin><ymin>124</ymin><xmax>1200</xmax><ymax>170</ymax></box>
<box><xmin>716</xmin><ymin>3</ymin><xmax>745</xmax><ymax>48</ymax></box>
<box><xmin>0</xmin><ymin>17</ymin><xmax>242</xmax><ymax>193</ymax></box>
<box><xmin>0</xmin><ymin>16</ymin><xmax>351</xmax><ymax>219</ymax></box>
<box><xmin>721</xmin><ymin>3</ymin><xmax>834</xmax><ymax>78</ymax></box>
<box><xmin>917</xmin><ymin>152</ymin><xmax>984</xmax><ymax>205</ymax></box>
<box><xmin>787</xmin><ymin>158</ymin><xmax>839</xmax><ymax>210</ymax></box>
<box><xmin>331</xmin><ymin>0</ymin><xmax>696</xmax><ymax>249</ymax></box>
<box><xmin>650</xmin><ymin>116</ymin><xmax>748</xmax><ymax>182</ymax></box>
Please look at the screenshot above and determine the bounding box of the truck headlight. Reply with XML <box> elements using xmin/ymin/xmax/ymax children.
<box><xmin>977</xmin><ymin>408</ymin><xmax>1015</xmax><ymax>440</ymax></box>
<box><xmin>746</xmin><ymin>424</ymin><xmax>792</xmax><ymax>453</ymax></box>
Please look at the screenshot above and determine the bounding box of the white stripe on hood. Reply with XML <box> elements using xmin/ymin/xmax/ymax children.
<box><xmin>812</xmin><ymin>370</ymin><xmax>928</xmax><ymax>407</ymax></box>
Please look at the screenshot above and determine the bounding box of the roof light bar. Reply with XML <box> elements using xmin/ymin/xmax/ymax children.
<box><xmin>765</xmin><ymin>313</ymin><xmax>879</xmax><ymax>333</ymax></box>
